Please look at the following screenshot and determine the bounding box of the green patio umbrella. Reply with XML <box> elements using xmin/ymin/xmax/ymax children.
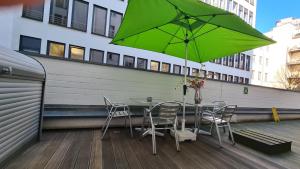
<box><xmin>111</xmin><ymin>0</ymin><xmax>275</xmax><ymax>135</ymax></box>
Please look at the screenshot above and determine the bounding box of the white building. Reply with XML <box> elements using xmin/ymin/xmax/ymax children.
<box><xmin>252</xmin><ymin>18</ymin><xmax>300</xmax><ymax>89</ymax></box>
<box><xmin>0</xmin><ymin>0</ymin><xmax>256</xmax><ymax>84</ymax></box>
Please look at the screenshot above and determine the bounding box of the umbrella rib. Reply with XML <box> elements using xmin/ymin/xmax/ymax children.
<box><xmin>155</xmin><ymin>27</ymin><xmax>184</xmax><ymax>41</ymax></box>
<box><xmin>189</xmin><ymin>15</ymin><xmax>216</xmax><ymax>39</ymax></box>
<box><xmin>160</xmin><ymin>26</ymin><xmax>182</xmax><ymax>53</ymax></box>
<box><xmin>189</xmin><ymin>26</ymin><xmax>220</xmax><ymax>41</ymax></box>
<box><xmin>186</xmin><ymin>18</ymin><xmax>202</xmax><ymax>63</ymax></box>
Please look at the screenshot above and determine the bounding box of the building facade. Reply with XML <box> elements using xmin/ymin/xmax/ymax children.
<box><xmin>0</xmin><ymin>0</ymin><xmax>256</xmax><ymax>84</ymax></box>
<box><xmin>252</xmin><ymin>18</ymin><xmax>300</xmax><ymax>90</ymax></box>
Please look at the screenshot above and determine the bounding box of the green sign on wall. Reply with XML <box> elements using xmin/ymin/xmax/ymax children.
<box><xmin>244</xmin><ymin>87</ymin><xmax>249</xmax><ymax>94</ymax></box>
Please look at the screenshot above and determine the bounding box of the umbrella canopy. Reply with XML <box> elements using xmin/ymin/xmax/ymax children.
<box><xmin>111</xmin><ymin>0</ymin><xmax>274</xmax><ymax>63</ymax></box>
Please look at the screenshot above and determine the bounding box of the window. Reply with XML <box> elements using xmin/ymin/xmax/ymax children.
<box><xmin>233</xmin><ymin>1</ymin><xmax>238</xmax><ymax>14</ymax></box>
<box><xmin>228</xmin><ymin>75</ymin><xmax>233</xmax><ymax>82</ymax></box>
<box><xmin>246</xmin><ymin>55</ymin><xmax>251</xmax><ymax>71</ymax></box>
<box><xmin>223</xmin><ymin>57</ymin><xmax>228</xmax><ymax>66</ymax></box>
<box><xmin>214</xmin><ymin>72</ymin><xmax>221</xmax><ymax>80</ymax></box>
<box><xmin>90</xmin><ymin>49</ymin><xmax>104</xmax><ymax>64</ymax></box>
<box><xmin>239</xmin><ymin>77</ymin><xmax>244</xmax><ymax>84</ymax></box>
<box><xmin>161</xmin><ymin>63</ymin><xmax>171</xmax><ymax>73</ymax></box>
<box><xmin>250</xmin><ymin>0</ymin><xmax>254</xmax><ymax>5</ymax></box>
<box><xmin>109</xmin><ymin>11</ymin><xmax>122</xmax><ymax>38</ymax></box>
<box><xmin>227</xmin><ymin>0</ymin><xmax>233</xmax><ymax>11</ymax></box>
<box><xmin>215</xmin><ymin>58</ymin><xmax>222</xmax><ymax>64</ymax></box>
<box><xmin>150</xmin><ymin>61</ymin><xmax>160</xmax><ymax>71</ymax></box>
<box><xmin>234</xmin><ymin>76</ymin><xmax>239</xmax><ymax>83</ymax></box>
<box><xmin>69</xmin><ymin>45</ymin><xmax>85</xmax><ymax>60</ymax></box>
<box><xmin>107</xmin><ymin>52</ymin><xmax>120</xmax><ymax>65</ymax></box>
<box><xmin>265</xmin><ymin>58</ymin><xmax>269</xmax><ymax>67</ymax></box>
<box><xmin>235</xmin><ymin>54</ymin><xmax>240</xmax><ymax>68</ymax></box>
<box><xmin>173</xmin><ymin>65</ymin><xmax>181</xmax><ymax>74</ymax></box>
<box><xmin>222</xmin><ymin>74</ymin><xmax>227</xmax><ymax>81</ymax></box>
<box><xmin>265</xmin><ymin>73</ymin><xmax>268</xmax><ymax>81</ymax></box>
<box><xmin>259</xmin><ymin>56</ymin><xmax>263</xmax><ymax>65</ymax></box>
<box><xmin>249</xmin><ymin>11</ymin><xmax>253</xmax><ymax>26</ymax></box>
<box><xmin>244</xmin><ymin>8</ymin><xmax>248</xmax><ymax>22</ymax></box>
<box><xmin>47</xmin><ymin>41</ymin><xmax>65</xmax><ymax>58</ymax></box>
<box><xmin>92</xmin><ymin>5</ymin><xmax>107</xmax><ymax>36</ymax></box>
<box><xmin>137</xmin><ymin>58</ymin><xmax>147</xmax><ymax>69</ymax></box>
<box><xmin>192</xmin><ymin>68</ymin><xmax>199</xmax><ymax>76</ymax></box>
<box><xmin>19</xmin><ymin>35</ymin><xmax>41</xmax><ymax>53</ymax></box>
<box><xmin>229</xmin><ymin>55</ymin><xmax>234</xmax><ymax>67</ymax></box>
<box><xmin>258</xmin><ymin>72</ymin><xmax>262</xmax><ymax>80</ymax></box>
<box><xmin>238</xmin><ymin>5</ymin><xmax>243</xmax><ymax>18</ymax></box>
<box><xmin>245</xmin><ymin>78</ymin><xmax>249</xmax><ymax>84</ymax></box>
<box><xmin>22</xmin><ymin>0</ymin><xmax>44</xmax><ymax>21</ymax></box>
<box><xmin>239</xmin><ymin>53</ymin><xmax>245</xmax><ymax>69</ymax></box>
<box><xmin>200</xmin><ymin>70</ymin><xmax>207</xmax><ymax>78</ymax></box>
<box><xmin>182</xmin><ymin>66</ymin><xmax>190</xmax><ymax>76</ymax></box>
<box><xmin>71</xmin><ymin>0</ymin><xmax>88</xmax><ymax>31</ymax></box>
<box><xmin>49</xmin><ymin>0</ymin><xmax>69</xmax><ymax>26</ymax></box>
<box><xmin>207</xmin><ymin>71</ymin><xmax>214</xmax><ymax>79</ymax></box>
<box><xmin>123</xmin><ymin>55</ymin><xmax>135</xmax><ymax>68</ymax></box>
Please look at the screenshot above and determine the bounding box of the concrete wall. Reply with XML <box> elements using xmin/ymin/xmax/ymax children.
<box><xmin>34</xmin><ymin>56</ymin><xmax>300</xmax><ymax>109</ymax></box>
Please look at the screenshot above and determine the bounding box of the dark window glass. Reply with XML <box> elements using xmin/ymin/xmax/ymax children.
<box><xmin>239</xmin><ymin>77</ymin><xmax>244</xmax><ymax>84</ymax></box>
<box><xmin>109</xmin><ymin>11</ymin><xmax>122</xmax><ymax>38</ymax></box>
<box><xmin>47</xmin><ymin>41</ymin><xmax>65</xmax><ymax>57</ymax></box>
<box><xmin>215</xmin><ymin>58</ymin><xmax>222</xmax><ymax>64</ymax></box>
<box><xmin>235</xmin><ymin>54</ymin><xmax>240</xmax><ymax>68</ymax></box>
<box><xmin>19</xmin><ymin>35</ymin><xmax>41</xmax><ymax>53</ymax></box>
<box><xmin>161</xmin><ymin>63</ymin><xmax>171</xmax><ymax>73</ymax></box>
<box><xmin>234</xmin><ymin>76</ymin><xmax>239</xmax><ymax>83</ymax></box>
<box><xmin>192</xmin><ymin>68</ymin><xmax>199</xmax><ymax>76</ymax></box>
<box><xmin>207</xmin><ymin>71</ymin><xmax>214</xmax><ymax>79</ymax></box>
<box><xmin>69</xmin><ymin>45</ymin><xmax>85</xmax><ymax>60</ymax></box>
<box><xmin>209</xmin><ymin>60</ymin><xmax>215</xmax><ymax>63</ymax></box>
<box><xmin>137</xmin><ymin>58</ymin><xmax>147</xmax><ymax>69</ymax></box>
<box><xmin>49</xmin><ymin>0</ymin><xmax>69</xmax><ymax>26</ymax></box>
<box><xmin>245</xmin><ymin>78</ymin><xmax>249</xmax><ymax>84</ymax></box>
<box><xmin>229</xmin><ymin>55</ymin><xmax>234</xmax><ymax>67</ymax></box>
<box><xmin>123</xmin><ymin>55</ymin><xmax>135</xmax><ymax>68</ymax></box>
<box><xmin>22</xmin><ymin>1</ymin><xmax>44</xmax><ymax>21</ymax></box>
<box><xmin>71</xmin><ymin>0</ymin><xmax>88</xmax><ymax>31</ymax></box>
<box><xmin>182</xmin><ymin>66</ymin><xmax>190</xmax><ymax>76</ymax></box>
<box><xmin>90</xmin><ymin>49</ymin><xmax>104</xmax><ymax>63</ymax></box>
<box><xmin>228</xmin><ymin>75</ymin><xmax>233</xmax><ymax>82</ymax></box>
<box><xmin>150</xmin><ymin>61</ymin><xmax>160</xmax><ymax>71</ymax></box>
<box><xmin>222</xmin><ymin>74</ymin><xmax>227</xmax><ymax>81</ymax></box>
<box><xmin>200</xmin><ymin>70</ymin><xmax>207</xmax><ymax>78</ymax></box>
<box><xmin>239</xmin><ymin>53</ymin><xmax>245</xmax><ymax>69</ymax></box>
<box><xmin>246</xmin><ymin>55</ymin><xmax>251</xmax><ymax>71</ymax></box>
<box><xmin>223</xmin><ymin>57</ymin><xmax>228</xmax><ymax>66</ymax></box>
<box><xmin>214</xmin><ymin>72</ymin><xmax>221</xmax><ymax>80</ymax></box>
<box><xmin>173</xmin><ymin>65</ymin><xmax>181</xmax><ymax>74</ymax></box>
<box><xmin>107</xmin><ymin>52</ymin><xmax>120</xmax><ymax>65</ymax></box>
<box><xmin>92</xmin><ymin>6</ymin><xmax>107</xmax><ymax>36</ymax></box>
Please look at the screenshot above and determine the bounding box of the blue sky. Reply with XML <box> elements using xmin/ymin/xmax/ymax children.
<box><xmin>256</xmin><ymin>0</ymin><xmax>300</xmax><ymax>33</ymax></box>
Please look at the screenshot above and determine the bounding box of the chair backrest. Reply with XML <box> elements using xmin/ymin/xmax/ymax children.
<box><xmin>158</xmin><ymin>102</ymin><xmax>181</xmax><ymax>120</ymax></box>
<box><xmin>104</xmin><ymin>96</ymin><xmax>113</xmax><ymax>112</ymax></box>
<box><xmin>223</xmin><ymin>105</ymin><xmax>237</xmax><ymax>121</ymax></box>
<box><xmin>212</xmin><ymin>101</ymin><xmax>227</xmax><ymax>114</ymax></box>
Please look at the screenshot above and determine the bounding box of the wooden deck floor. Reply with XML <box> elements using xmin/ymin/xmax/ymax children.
<box><xmin>4</xmin><ymin>121</ymin><xmax>300</xmax><ymax>169</ymax></box>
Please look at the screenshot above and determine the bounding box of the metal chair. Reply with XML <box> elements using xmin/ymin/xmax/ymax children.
<box><xmin>101</xmin><ymin>96</ymin><xmax>133</xmax><ymax>139</ymax></box>
<box><xmin>144</xmin><ymin>101</ymin><xmax>181</xmax><ymax>155</ymax></box>
<box><xmin>200</xmin><ymin>101</ymin><xmax>237</xmax><ymax>147</ymax></box>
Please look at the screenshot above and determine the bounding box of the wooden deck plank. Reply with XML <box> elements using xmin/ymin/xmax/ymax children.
<box><xmin>89</xmin><ymin>130</ymin><xmax>102</xmax><ymax>169</ymax></box>
<box><xmin>74</xmin><ymin>130</ymin><xmax>94</xmax><ymax>169</ymax></box>
<box><xmin>102</xmin><ymin>133</ymin><xmax>117</xmax><ymax>169</ymax></box>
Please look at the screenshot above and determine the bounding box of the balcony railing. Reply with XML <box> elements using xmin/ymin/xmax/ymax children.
<box><xmin>49</xmin><ymin>15</ymin><xmax>68</xmax><ymax>27</ymax></box>
<box><xmin>22</xmin><ymin>8</ymin><xmax>43</xmax><ymax>21</ymax></box>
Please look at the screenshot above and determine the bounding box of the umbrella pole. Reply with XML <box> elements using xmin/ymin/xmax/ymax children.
<box><xmin>182</xmin><ymin>39</ymin><xmax>188</xmax><ymax>131</ymax></box>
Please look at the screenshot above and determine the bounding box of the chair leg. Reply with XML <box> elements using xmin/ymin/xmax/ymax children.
<box><xmin>227</xmin><ymin>122</ymin><xmax>235</xmax><ymax>145</ymax></box>
<box><xmin>152</xmin><ymin>126</ymin><xmax>156</xmax><ymax>155</ymax></box>
<box><xmin>128</xmin><ymin>114</ymin><xmax>133</xmax><ymax>137</ymax></box>
<box><xmin>102</xmin><ymin>115</ymin><xmax>113</xmax><ymax>139</ymax></box>
<box><xmin>174</xmin><ymin>124</ymin><xmax>180</xmax><ymax>151</ymax></box>
<box><xmin>101</xmin><ymin>115</ymin><xmax>110</xmax><ymax>132</ymax></box>
<box><xmin>215</xmin><ymin>123</ymin><xmax>222</xmax><ymax>147</ymax></box>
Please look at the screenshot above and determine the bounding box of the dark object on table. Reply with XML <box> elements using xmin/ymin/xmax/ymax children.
<box><xmin>232</xmin><ymin>129</ymin><xmax>292</xmax><ymax>154</ymax></box>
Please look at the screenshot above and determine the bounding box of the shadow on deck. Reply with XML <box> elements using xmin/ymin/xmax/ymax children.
<box><xmin>4</xmin><ymin>121</ymin><xmax>300</xmax><ymax>169</ymax></box>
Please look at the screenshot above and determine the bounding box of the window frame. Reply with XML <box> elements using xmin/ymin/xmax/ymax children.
<box><xmin>108</xmin><ymin>10</ymin><xmax>123</xmax><ymax>38</ymax></box>
<box><xmin>192</xmin><ymin>68</ymin><xmax>200</xmax><ymax>77</ymax></box>
<box><xmin>89</xmin><ymin>48</ymin><xmax>104</xmax><ymax>64</ymax></box>
<box><xmin>161</xmin><ymin>62</ymin><xmax>171</xmax><ymax>73</ymax></box>
<box><xmin>49</xmin><ymin>0</ymin><xmax>69</xmax><ymax>27</ymax></box>
<box><xmin>19</xmin><ymin>35</ymin><xmax>42</xmax><ymax>54</ymax></box>
<box><xmin>106</xmin><ymin>52</ymin><xmax>120</xmax><ymax>66</ymax></box>
<box><xmin>68</xmin><ymin>44</ymin><xmax>85</xmax><ymax>61</ymax></box>
<box><xmin>136</xmin><ymin>57</ymin><xmax>148</xmax><ymax>70</ymax></box>
<box><xmin>173</xmin><ymin>64</ymin><xmax>181</xmax><ymax>74</ymax></box>
<box><xmin>150</xmin><ymin>60</ymin><xmax>160</xmax><ymax>72</ymax></box>
<box><xmin>47</xmin><ymin>40</ymin><xmax>66</xmax><ymax>58</ymax></box>
<box><xmin>123</xmin><ymin>55</ymin><xmax>135</xmax><ymax>68</ymax></box>
<box><xmin>71</xmin><ymin>0</ymin><xmax>89</xmax><ymax>32</ymax></box>
<box><xmin>22</xmin><ymin>0</ymin><xmax>45</xmax><ymax>22</ymax></box>
<box><xmin>91</xmin><ymin>5</ymin><xmax>108</xmax><ymax>36</ymax></box>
